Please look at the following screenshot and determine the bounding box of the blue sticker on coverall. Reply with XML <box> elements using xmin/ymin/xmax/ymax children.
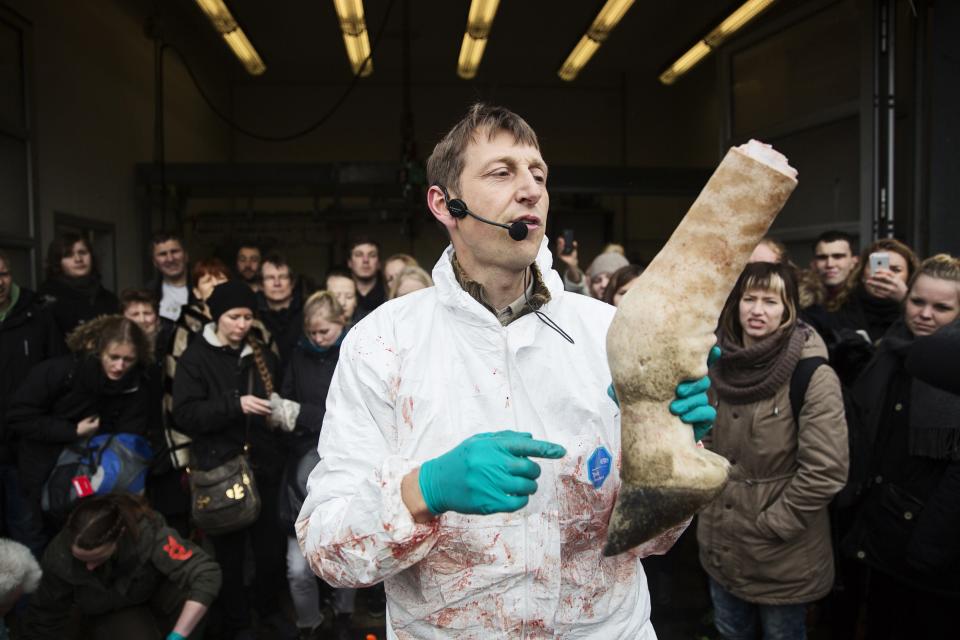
<box><xmin>588</xmin><ymin>446</ymin><xmax>612</xmax><ymax>489</ymax></box>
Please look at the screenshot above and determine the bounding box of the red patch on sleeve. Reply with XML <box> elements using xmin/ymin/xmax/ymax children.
<box><xmin>163</xmin><ymin>535</ymin><xmax>194</xmax><ymax>561</ymax></box>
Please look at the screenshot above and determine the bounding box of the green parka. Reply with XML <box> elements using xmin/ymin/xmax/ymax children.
<box><xmin>22</xmin><ymin>509</ymin><xmax>221</xmax><ymax>639</ymax></box>
<box><xmin>697</xmin><ymin>330</ymin><xmax>849</xmax><ymax>605</ymax></box>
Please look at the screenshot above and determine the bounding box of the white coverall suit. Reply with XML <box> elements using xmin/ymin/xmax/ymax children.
<box><xmin>298</xmin><ymin>240</ymin><xmax>685</xmax><ymax>638</ymax></box>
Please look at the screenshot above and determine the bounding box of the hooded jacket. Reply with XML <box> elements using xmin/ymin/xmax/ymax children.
<box><xmin>171</xmin><ymin>324</ymin><xmax>284</xmax><ymax>481</ymax></box>
<box><xmin>7</xmin><ymin>354</ymin><xmax>149</xmax><ymax>492</ymax></box>
<box><xmin>0</xmin><ymin>287</ymin><xmax>63</xmax><ymax>463</ymax></box>
<box><xmin>22</xmin><ymin>509</ymin><xmax>221</xmax><ymax>639</ymax></box>
<box><xmin>298</xmin><ymin>240</ymin><xmax>683</xmax><ymax>639</ymax></box>
<box><xmin>697</xmin><ymin>329</ymin><xmax>849</xmax><ymax>605</ymax></box>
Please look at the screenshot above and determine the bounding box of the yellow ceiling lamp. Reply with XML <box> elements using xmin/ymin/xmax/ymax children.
<box><xmin>457</xmin><ymin>0</ymin><xmax>501</xmax><ymax>79</ymax></box>
<box><xmin>193</xmin><ymin>0</ymin><xmax>266</xmax><ymax>75</ymax></box>
<box><xmin>558</xmin><ymin>0</ymin><xmax>635</xmax><ymax>81</ymax></box>
<box><xmin>660</xmin><ymin>0</ymin><xmax>776</xmax><ymax>85</ymax></box>
<box><xmin>333</xmin><ymin>0</ymin><xmax>373</xmax><ymax>77</ymax></box>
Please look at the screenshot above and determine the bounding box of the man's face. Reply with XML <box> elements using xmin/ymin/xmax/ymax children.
<box><xmin>447</xmin><ymin>129</ymin><xmax>548</xmax><ymax>272</ymax></box>
<box><xmin>261</xmin><ymin>262</ymin><xmax>294</xmax><ymax>305</ymax></box>
<box><xmin>347</xmin><ymin>244</ymin><xmax>380</xmax><ymax>281</ymax></box>
<box><xmin>236</xmin><ymin>247</ymin><xmax>261</xmax><ymax>282</ymax></box>
<box><xmin>152</xmin><ymin>240</ymin><xmax>187</xmax><ymax>281</ymax></box>
<box><xmin>813</xmin><ymin>240</ymin><xmax>857</xmax><ymax>288</ymax></box>
<box><xmin>0</xmin><ymin>259</ymin><xmax>11</xmax><ymax>308</ymax></box>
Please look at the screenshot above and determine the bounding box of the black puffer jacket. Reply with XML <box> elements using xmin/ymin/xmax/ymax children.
<box><xmin>37</xmin><ymin>276</ymin><xmax>118</xmax><ymax>341</ymax></box>
<box><xmin>172</xmin><ymin>325</ymin><xmax>285</xmax><ymax>481</ymax></box>
<box><xmin>6</xmin><ymin>354</ymin><xmax>149</xmax><ymax>492</ymax></box>
<box><xmin>0</xmin><ymin>287</ymin><xmax>64</xmax><ymax>464</ymax></box>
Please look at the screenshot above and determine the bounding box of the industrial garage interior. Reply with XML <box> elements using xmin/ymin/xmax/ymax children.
<box><xmin>3</xmin><ymin>0</ymin><xmax>956</xmax><ymax>291</ymax></box>
<box><xmin>1</xmin><ymin>1</ymin><xmax>959</xmax><ymax>639</ymax></box>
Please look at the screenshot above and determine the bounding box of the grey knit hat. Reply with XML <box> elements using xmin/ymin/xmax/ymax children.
<box><xmin>586</xmin><ymin>252</ymin><xmax>630</xmax><ymax>279</ymax></box>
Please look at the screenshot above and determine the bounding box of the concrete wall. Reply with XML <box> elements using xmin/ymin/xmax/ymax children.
<box><xmin>6</xmin><ymin>0</ymin><xmax>232</xmax><ymax>290</ymax></box>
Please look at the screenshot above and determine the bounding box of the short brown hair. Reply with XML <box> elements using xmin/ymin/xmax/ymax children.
<box><xmin>118</xmin><ymin>289</ymin><xmax>158</xmax><ymax>314</ymax></box>
<box><xmin>426</xmin><ymin>103</ymin><xmax>540</xmax><ymax>193</ymax></box>
<box><xmin>45</xmin><ymin>232</ymin><xmax>98</xmax><ymax>280</ymax></box>
<box><xmin>191</xmin><ymin>258</ymin><xmax>230</xmax><ymax>283</ymax></box>
<box><xmin>720</xmin><ymin>262</ymin><xmax>800</xmax><ymax>345</ymax></box>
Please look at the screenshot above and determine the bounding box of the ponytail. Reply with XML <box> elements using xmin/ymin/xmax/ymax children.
<box><xmin>66</xmin><ymin>494</ymin><xmax>150</xmax><ymax>550</ymax></box>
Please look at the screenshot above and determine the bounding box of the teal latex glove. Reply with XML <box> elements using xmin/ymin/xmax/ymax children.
<box><xmin>419</xmin><ymin>430</ymin><xmax>566</xmax><ymax>516</ymax></box>
<box><xmin>167</xmin><ymin>633</ymin><xmax>186</xmax><ymax>640</ymax></box>
<box><xmin>608</xmin><ymin>346</ymin><xmax>720</xmax><ymax>442</ymax></box>
<box><xmin>670</xmin><ymin>345</ymin><xmax>721</xmax><ymax>441</ymax></box>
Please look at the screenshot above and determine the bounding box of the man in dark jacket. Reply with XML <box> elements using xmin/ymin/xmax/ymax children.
<box><xmin>346</xmin><ymin>236</ymin><xmax>386</xmax><ymax>317</ymax></box>
<box><xmin>0</xmin><ymin>250</ymin><xmax>62</xmax><ymax>545</ymax></box>
<box><xmin>257</xmin><ymin>253</ymin><xmax>308</xmax><ymax>368</ymax></box>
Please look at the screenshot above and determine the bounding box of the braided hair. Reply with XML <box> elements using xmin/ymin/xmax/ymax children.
<box><xmin>248</xmin><ymin>336</ymin><xmax>274</xmax><ymax>396</ymax></box>
<box><xmin>66</xmin><ymin>494</ymin><xmax>150</xmax><ymax>550</ymax></box>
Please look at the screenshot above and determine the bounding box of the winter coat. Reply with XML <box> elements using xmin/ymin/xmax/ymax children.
<box><xmin>171</xmin><ymin>324</ymin><xmax>284</xmax><ymax>481</ymax></box>
<box><xmin>22</xmin><ymin>508</ymin><xmax>221</xmax><ymax>639</ymax></box>
<box><xmin>0</xmin><ymin>288</ymin><xmax>63</xmax><ymax>464</ymax></box>
<box><xmin>276</xmin><ymin>335</ymin><xmax>342</xmax><ymax>533</ymax></box>
<box><xmin>257</xmin><ymin>283</ymin><xmax>306</xmax><ymax>369</ymax></box>
<box><xmin>280</xmin><ymin>336</ymin><xmax>341</xmax><ymax>454</ymax></box>
<box><xmin>298</xmin><ymin>240</ymin><xmax>685</xmax><ymax>640</ymax></box>
<box><xmin>7</xmin><ymin>354</ymin><xmax>149</xmax><ymax>493</ymax></box>
<box><xmin>697</xmin><ymin>330</ymin><xmax>849</xmax><ymax>605</ymax></box>
<box><xmin>841</xmin><ymin>337</ymin><xmax>960</xmax><ymax>596</ymax></box>
<box><xmin>37</xmin><ymin>277</ymin><xmax>118</xmax><ymax>341</ymax></box>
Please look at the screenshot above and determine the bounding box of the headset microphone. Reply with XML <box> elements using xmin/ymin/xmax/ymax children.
<box><xmin>445</xmin><ymin>194</ymin><xmax>529</xmax><ymax>242</ymax></box>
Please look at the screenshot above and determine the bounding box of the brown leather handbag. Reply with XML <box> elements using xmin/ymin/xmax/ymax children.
<box><xmin>188</xmin><ymin>370</ymin><xmax>262</xmax><ymax>535</ymax></box>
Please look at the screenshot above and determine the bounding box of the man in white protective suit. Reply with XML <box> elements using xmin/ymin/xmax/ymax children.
<box><xmin>297</xmin><ymin>104</ymin><xmax>716</xmax><ymax>639</ymax></box>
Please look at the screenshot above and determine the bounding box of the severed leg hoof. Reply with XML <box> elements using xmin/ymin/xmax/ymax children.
<box><xmin>603</xmin><ymin>482</ymin><xmax>726</xmax><ymax>557</ymax></box>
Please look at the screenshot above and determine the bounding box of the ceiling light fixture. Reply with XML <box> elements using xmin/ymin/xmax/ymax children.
<box><xmin>457</xmin><ymin>0</ymin><xmax>501</xmax><ymax>79</ymax></box>
<box><xmin>558</xmin><ymin>0</ymin><xmax>635</xmax><ymax>81</ymax></box>
<box><xmin>193</xmin><ymin>0</ymin><xmax>266</xmax><ymax>76</ymax></box>
<box><xmin>332</xmin><ymin>0</ymin><xmax>373</xmax><ymax>77</ymax></box>
<box><xmin>659</xmin><ymin>0</ymin><xmax>776</xmax><ymax>85</ymax></box>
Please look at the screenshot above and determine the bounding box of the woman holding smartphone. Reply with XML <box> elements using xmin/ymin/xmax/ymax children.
<box><xmin>804</xmin><ymin>238</ymin><xmax>919</xmax><ymax>385</ymax></box>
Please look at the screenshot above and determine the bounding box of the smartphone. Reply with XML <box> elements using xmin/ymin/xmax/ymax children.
<box><xmin>869</xmin><ymin>252</ymin><xmax>890</xmax><ymax>274</ymax></box>
<box><xmin>561</xmin><ymin>229</ymin><xmax>575</xmax><ymax>255</ymax></box>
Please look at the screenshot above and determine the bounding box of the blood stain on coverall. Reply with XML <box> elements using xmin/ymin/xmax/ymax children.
<box><xmin>401</xmin><ymin>396</ymin><xmax>414</xmax><ymax>429</ymax></box>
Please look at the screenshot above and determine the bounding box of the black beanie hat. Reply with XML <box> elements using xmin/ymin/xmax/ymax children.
<box><xmin>207</xmin><ymin>280</ymin><xmax>258</xmax><ymax>323</ymax></box>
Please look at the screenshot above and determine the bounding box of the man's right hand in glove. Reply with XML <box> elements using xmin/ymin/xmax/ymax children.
<box><xmin>401</xmin><ymin>431</ymin><xmax>566</xmax><ymax>522</ymax></box>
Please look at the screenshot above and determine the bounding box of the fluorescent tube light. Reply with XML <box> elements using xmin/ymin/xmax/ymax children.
<box><xmin>333</xmin><ymin>0</ymin><xmax>373</xmax><ymax>77</ymax></box>
<box><xmin>193</xmin><ymin>0</ymin><xmax>266</xmax><ymax>76</ymax></box>
<box><xmin>458</xmin><ymin>0</ymin><xmax>500</xmax><ymax>79</ymax></box>
<box><xmin>705</xmin><ymin>0</ymin><xmax>776</xmax><ymax>47</ymax></box>
<box><xmin>558</xmin><ymin>0</ymin><xmax>635</xmax><ymax>81</ymax></box>
<box><xmin>660</xmin><ymin>0</ymin><xmax>776</xmax><ymax>85</ymax></box>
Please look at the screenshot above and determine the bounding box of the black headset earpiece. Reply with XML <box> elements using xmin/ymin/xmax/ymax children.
<box><xmin>435</xmin><ymin>184</ymin><xmax>468</xmax><ymax>219</ymax></box>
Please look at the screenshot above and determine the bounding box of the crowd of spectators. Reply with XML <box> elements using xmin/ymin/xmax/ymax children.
<box><xmin>0</xmin><ymin>223</ymin><xmax>957</xmax><ymax>640</ymax></box>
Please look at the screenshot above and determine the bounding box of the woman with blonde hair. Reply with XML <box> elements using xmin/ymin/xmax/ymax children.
<box><xmin>383</xmin><ymin>253</ymin><xmax>419</xmax><ymax>290</ymax></box>
<box><xmin>840</xmin><ymin>254</ymin><xmax>960</xmax><ymax>639</ymax></box>
<box><xmin>698</xmin><ymin>262</ymin><xmax>848</xmax><ymax>640</ymax></box>
<box><xmin>388</xmin><ymin>265</ymin><xmax>434</xmax><ymax>300</ymax></box>
<box><xmin>269</xmin><ymin>290</ymin><xmax>355</xmax><ymax>638</ymax></box>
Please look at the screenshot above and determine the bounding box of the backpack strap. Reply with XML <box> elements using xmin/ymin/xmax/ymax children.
<box><xmin>790</xmin><ymin>356</ymin><xmax>829</xmax><ymax>425</ymax></box>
